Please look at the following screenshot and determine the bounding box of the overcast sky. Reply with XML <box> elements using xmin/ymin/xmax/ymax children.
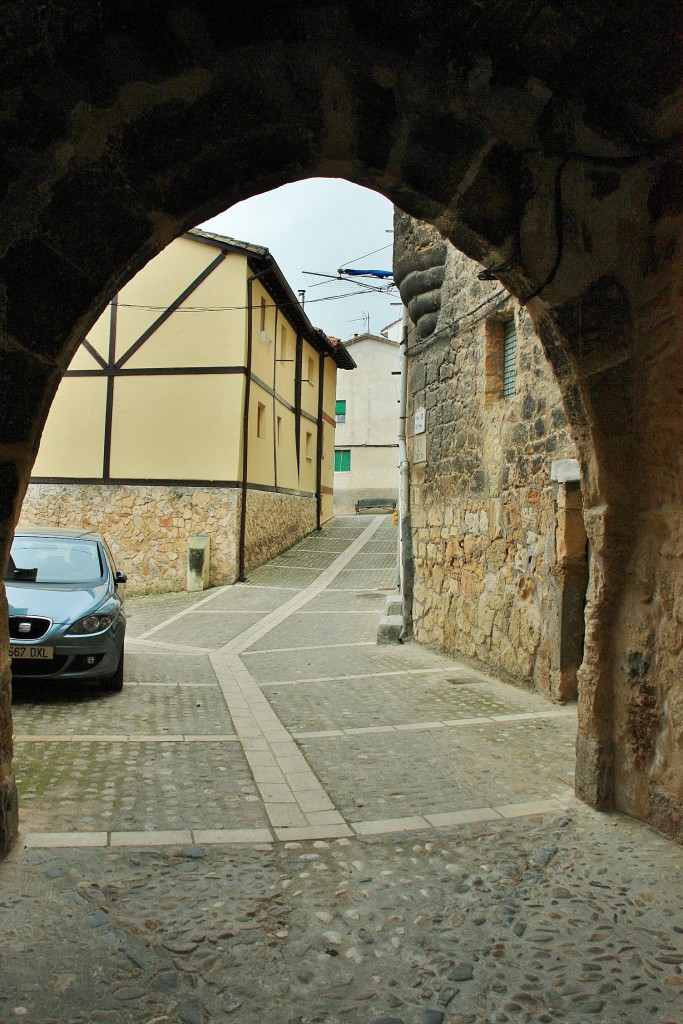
<box><xmin>201</xmin><ymin>178</ymin><xmax>400</xmax><ymax>341</ymax></box>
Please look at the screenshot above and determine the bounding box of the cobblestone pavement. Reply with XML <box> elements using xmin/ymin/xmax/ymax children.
<box><xmin>4</xmin><ymin>516</ymin><xmax>682</xmax><ymax>1023</ymax></box>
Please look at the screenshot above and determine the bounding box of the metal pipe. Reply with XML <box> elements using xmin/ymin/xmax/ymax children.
<box><xmin>272</xmin><ymin>306</ymin><xmax>279</xmax><ymax>492</ymax></box>
<box><xmin>397</xmin><ymin>305</ymin><xmax>414</xmax><ymax>637</ymax></box>
<box><xmin>238</xmin><ymin>267</ymin><xmax>270</xmax><ymax>582</ymax></box>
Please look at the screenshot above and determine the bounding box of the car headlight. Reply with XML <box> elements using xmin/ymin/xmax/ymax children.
<box><xmin>66</xmin><ymin>613</ymin><xmax>115</xmax><ymax>635</ymax></box>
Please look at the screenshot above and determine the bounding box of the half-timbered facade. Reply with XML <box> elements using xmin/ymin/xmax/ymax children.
<box><xmin>21</xmin><ymin>230</ymin><xmax>354</xmax><ymax>592</ymax></box>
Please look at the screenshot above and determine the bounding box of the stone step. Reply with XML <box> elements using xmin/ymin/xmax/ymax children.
<box><xmin>377</xmin><ymin>614</ymin><xmax>403</xmax><ymax>645</ymax></box>
<box><xmin>385</xmin><ymin>594</ymin><xmax>402</xmax><ymax>616</ymax></box>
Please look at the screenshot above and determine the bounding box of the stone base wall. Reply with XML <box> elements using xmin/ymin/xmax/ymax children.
<box><xmin>20</xmin><ymin>484</ymin><xmax>239</xmax><ymax>594</ymax></box>
<box><xmin>21</xmin><ymin>484</ymin><xmax>321</xmax><ymax>593</ymax></box>
<box><xmin>397</xmin><ymin>217</ymin><xmax>582</xmax><ymax>701</ymax></box>
<box><xmin>411</xmin><ymin>487</ymin><xmax>564</xmax><ymax>698</ymax></box>
<box><xmin>244</xmin><ymin>489</ymin><xmax>317</xmax><ymax>574</ymax></box>
<box><xmin>334</xmin><ymin>487</ymin><xmax>398</xmax><ymax>516</ymax></box>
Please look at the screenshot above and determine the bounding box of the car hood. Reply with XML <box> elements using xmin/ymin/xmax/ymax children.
<box><xmin>6</xmin><ymin>580</ymin><xmax>113</xmax><ymax>625</ymax></box>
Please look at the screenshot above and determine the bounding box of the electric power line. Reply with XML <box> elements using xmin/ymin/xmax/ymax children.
<box><xmin>338</xmin><ymin>241</ymin><xmax>393</xmax><ymax>268</ymax></box>
<box><xmin>113</xmin><ymin>288</ymin><xmax>388</xmax><ymax>313</ymax></box>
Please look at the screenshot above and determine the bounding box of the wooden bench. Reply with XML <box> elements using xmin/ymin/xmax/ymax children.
<box><xmin>355</xmin><ymin>497</ymin><xmax>397</xmax><ymax>515</ymax></box>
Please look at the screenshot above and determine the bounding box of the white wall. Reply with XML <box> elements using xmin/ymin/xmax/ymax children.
<box><xmin>334</xmin><ymin>334</ymin><xmax>400</xmax><ymax>511</ymax></box>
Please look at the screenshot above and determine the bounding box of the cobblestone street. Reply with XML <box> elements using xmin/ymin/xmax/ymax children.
<box><xmin>4</xmin><ymin>516</ymin><xmax>682</xmax><ymax>1023</ymax></box>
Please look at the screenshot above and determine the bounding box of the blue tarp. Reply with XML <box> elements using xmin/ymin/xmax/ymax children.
<box><xmin>338</xmin><ymin>267</ymin><xmax>393</xmax><ymax>279</ymax></box>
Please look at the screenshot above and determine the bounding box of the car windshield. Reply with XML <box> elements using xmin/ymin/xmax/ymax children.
<box><xmin>5</xmin><ymin>537</ymin><xmax>104</xmax><ymax>584</ymax></box>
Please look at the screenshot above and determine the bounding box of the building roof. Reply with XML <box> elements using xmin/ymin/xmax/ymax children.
<box><xmin>342</xmin><ymin>331</ymin><xmax>399</xmax><ymax>349</ymax></box>
<box><xmin>186</xmin><ymin>229</ymin><xmax>356</xmax><ymax>371</ymax></box>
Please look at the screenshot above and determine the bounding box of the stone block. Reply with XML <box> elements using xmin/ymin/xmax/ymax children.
<box><xmin>557</xmin><ymin>508</ymin><xmax>588</xmax><ymax>564</ymax></box>
<box><xmin>485</xmin><ymin>538</ymin><xmax>507</xmax><ymax>571</ymax></box>
<box><xmin>377</xmin><ymin>615</ymin><xmax>403</xmax><ymax>644</ymax></box>
<box><xmin>187</xmin><ymin>534</ymin><xmax>210</xmax><ymax>591</ymax></box>
<box><xmin>477</xmin><ymin>601</ymin><xmax>495</xmax><ymax>636</ymax></box>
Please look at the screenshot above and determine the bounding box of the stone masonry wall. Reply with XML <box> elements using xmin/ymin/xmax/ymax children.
<box><xmin>21</xmin><ymin>484</ymin><xmax>321</xmax><ymax>593</ymax></box>
<box><xmin>401</xmin><ymin>220</ymin><xmax>582</xmax><ymax>701</ymax></box>
<box><xmin>20</xmin><ymin>484</ymin><xmax>239</xmax><ymax>594</ymax></box>
<box><xmin>243</xmin><ymin>490</ymin><xmax>317</xmax><ymax>575</ymax></box>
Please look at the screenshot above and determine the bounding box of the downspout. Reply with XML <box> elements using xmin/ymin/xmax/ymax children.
<box><xmin>272</xmin><ymin>307</ymin><xmax>279</xmax><ymax>492</ymax></box>
<box><xmin>238</xmin><ymin>266</ymin><xmax>270</xmax><ymax>582</ymax></box>
<box><xmin>398</xmin><ymin>306</ymin><xmax>414</xmax><ymax>638</ymax></box>
<box><xmin>316</xmin><ymin>351</ymin><xmax>326</xmax><ymax>530</ymax></box>
<box><xmin>294</xmin><ymin>332</ymin><xmax>303</xmax><ymax>470</ymax></box>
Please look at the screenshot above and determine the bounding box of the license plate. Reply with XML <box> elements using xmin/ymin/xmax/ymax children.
<box><xmin>10</xmin><ymin>645</ymin><xmax>54</xmax><ymax>660</ymax></box>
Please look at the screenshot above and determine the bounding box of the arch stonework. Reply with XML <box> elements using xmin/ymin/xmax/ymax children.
<box><xmin>0</xmin><ymin>2</ymin><xmax>681</xmax><ymax>851</ymax></box>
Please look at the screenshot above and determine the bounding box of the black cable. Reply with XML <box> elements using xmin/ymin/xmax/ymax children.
<box><xmin>113</xmin><ymin>288</ymin><xmax>390</xmax><ymax>313</ymax></box>
<box><xmin>406</xmin><ymin>288</ymin><xmax>508</xmax><ymax>356</ymax></box>
<box><xmin>520</xmin><ymin>139</ymin><xmax>681</xmax><ymax>304</ymax></box>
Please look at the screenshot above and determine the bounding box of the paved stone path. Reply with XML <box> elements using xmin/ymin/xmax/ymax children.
<box><xmin>5</xmin><ymin>516</ymin><xmax>682</xmax><ymax>1022</ymax></box>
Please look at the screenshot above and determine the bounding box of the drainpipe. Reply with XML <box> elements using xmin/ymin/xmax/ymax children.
<box><xmin>294</xmin><ymin>332</ymin><xmax>303</xmax><ymax>470</ymax></box>
<box><xmin>398</xmin><ymin>306</ymin><xmax>414</xmax><ymax>637</ymax></box>
<box><xmin>316</xmin><ymin>351</ymin><xmax>326</xmax><ymax>530</ymax></box>
<box><xmin>272</xmin><ymin>306</ymin><xmax>279</xmax><ymax>492</ymax></box>
<box><xmin>238</xmin><ymin>267</ymin><xmax>270</xmax><ymax>582</ymax></box>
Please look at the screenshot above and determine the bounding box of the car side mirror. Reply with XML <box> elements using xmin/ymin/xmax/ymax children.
<box><xmin>115</xmin><ymin>571</ymin><xmax>127</xmax><ymax>586</ymax></box>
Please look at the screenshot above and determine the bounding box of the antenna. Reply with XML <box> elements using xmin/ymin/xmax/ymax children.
<box><xmin>348</xmin><ymin>311</ymin><xmax>370</xmax><ymax>334</ymax></box>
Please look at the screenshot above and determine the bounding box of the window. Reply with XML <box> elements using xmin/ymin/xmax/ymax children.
<box><xmin>334</xmin><ymin>449</ymin><xmax>351</xmax><ymax>472</ymax></box>
<box><xmin>307</xmin><ymin>355</ymin><xmax>315</xmax><ymax>385</ymax></box>
<box><xmin>484</xmin><ymin>312</ymin><xmax>517</xmax><ymax>406</ymax></box>
<box><xmin>305</xmin><ymin>431</ymin><xmax>313</xmax><ymax>461</ymax></box>
<box><xmin>279</xmin><ymin>325</ymin><xmax>288</xmax><ymax>361</ymax></box>
<box><xmin>335</xmin><ymin>399</ymin><xmax>346</xmax><ymax>423</ymax></box>
<box><xmin>257</xmin><ymin>402</ymin><xmax>266</xmax><ymax>438</ymax></box>
<box><xmin>260</xmin><ymin>298</ymin><xmax>266</xmax><ymax>333</ymax></box>
<box><xmin>503</xmin><ymin>319</ymin><xmax>517</xmax><ymax>398</ymax></box>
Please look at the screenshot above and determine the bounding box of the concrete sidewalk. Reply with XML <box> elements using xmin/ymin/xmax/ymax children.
<box><xmin>4</xmin><ymin>515</ymin><xmax>682</xmax><ymax>1023</ymax></box>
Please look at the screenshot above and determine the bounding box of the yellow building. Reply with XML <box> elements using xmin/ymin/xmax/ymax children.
<box><xmin>22</xmin><ymin>230</ymin><xmax>355</xmax><ymax>592</ymax></box>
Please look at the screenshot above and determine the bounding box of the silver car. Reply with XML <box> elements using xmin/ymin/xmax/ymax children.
<box><xmin>5</xmin><ymin>527</ymin><xmax>126</xmax><ymax>691</ymax></box>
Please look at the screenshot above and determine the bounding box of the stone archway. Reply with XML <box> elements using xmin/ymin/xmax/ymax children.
<box><xmin>1</xmin><ymin>2</ymin><xmax>681</xmax><ymax>851</ymax></box>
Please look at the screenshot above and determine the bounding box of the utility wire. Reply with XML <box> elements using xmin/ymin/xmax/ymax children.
<box><xmin>339</xmin><ymin>242</ymin><xmax>393</xmax><ymax>268</ymax></box>
<box><xmin>406</xmin><ymin>289</ymin><xmax>508</xmax><ymax>356</ymax></box>
<box><xmin>114</xmin><ymin>289</ymin><xmax>385</xmax><ymax>313</ymax></box>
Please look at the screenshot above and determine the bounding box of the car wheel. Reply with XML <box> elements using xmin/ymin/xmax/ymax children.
<box><xmin>101</xmin><ymin>651</ymin><xmax>124</xmax><ymax>692</ymax></box>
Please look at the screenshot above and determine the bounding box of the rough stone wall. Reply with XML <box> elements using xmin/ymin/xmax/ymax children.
<box><xmin>243</xmin><ymin>490</ymin><xmax>317</xmax><ymax>575</ymax></box>
<box><xmin>20</xmin><ymin>485</ymin><xmax>320</xmax><ymax>591</ymax></box>
<box><xmin>20</xmin><ymin>484</ymin><xmax>239</xmax><ymax>593</ymax></box>
<box><xmin>399</xmin><ymin>217</ymin><xmax>581</xmax><ymax>700</ymax></box>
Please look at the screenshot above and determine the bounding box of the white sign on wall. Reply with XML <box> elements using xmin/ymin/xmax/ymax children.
<box><xmin>413</xmin><ymin>434</ymin><xmax>427</xmax><ymax>464</ymax></box>
<box><xmin>414</xmin><ymin>407</ymin><xmax>426</xmax><ymax>434</ymax></box>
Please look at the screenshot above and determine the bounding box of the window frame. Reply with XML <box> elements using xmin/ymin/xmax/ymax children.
<box><xmin>256</xmin><ymin>401</ymin><xmax>266</xmax><ymax>439</ymax></box>
<box><xmin>334</xmin><ymin>448</ymin><xmax>351</xmax><ymax>472</ymax></box>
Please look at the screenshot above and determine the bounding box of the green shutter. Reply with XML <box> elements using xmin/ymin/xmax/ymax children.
<box><xmin>503</xmin><ymin>320</ymin><xmax>517</xmax><ymax>398</ymax></box>
<box><xmin>334</xmin><ymin>449</ymin><xmax>351</xmax><ymax>472</ymax></box>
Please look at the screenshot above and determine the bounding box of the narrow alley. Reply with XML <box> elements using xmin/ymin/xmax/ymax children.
<box><xmin>3</xmin><ymin>516</ymin><xmax>681</xmax><ymax>1024</ymax></box>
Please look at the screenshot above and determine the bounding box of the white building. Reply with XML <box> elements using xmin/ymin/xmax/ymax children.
<box><xmin>333</xmin><ymin>332</ymin><xmax>400</xmax><ymax>514</ymax></box>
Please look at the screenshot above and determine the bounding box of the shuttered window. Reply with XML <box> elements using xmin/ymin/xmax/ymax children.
<box><xmin>335</xmin><ymin>399</ymin><xmax>346</xmax><ymax>423</ymax></box>
<box><xmin>503</xmin><ymin>319</ymin><xmax>517</xmax><ymax>398</ymax></box>
<box><xmin>334</xmin><ymin>449</ymin><xmax>351</xmax><ymax>472</ymax></box>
